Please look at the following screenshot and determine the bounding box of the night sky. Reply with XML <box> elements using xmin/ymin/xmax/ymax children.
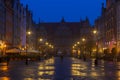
<box><xmin>20</xmin><ymin>0</ymin><xmax>106</xmax><ymax>25</ymax></box>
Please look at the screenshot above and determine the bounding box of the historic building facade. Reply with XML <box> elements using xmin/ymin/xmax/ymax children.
<box><xmin>26</xmin><ymin>5</ymin><xmax>36</xmax><ymax>50</ymax></box>
<box><xmin>4</xmin><ymin>0</ymin><xmax>14</xmax><ymax>48</ymax></box>
<box><xmin>95</xmin><ymin>0</ymin><xmax>120</xmax><ymax>53</ymax></box>
<box><xmin>37</xmin><ymin>18</ymin><xmax>92</xmax><ymax>53</ymax></box>
<box><xmin>0</xmin><ymin>0</ymin><xmax>5</xmax><ymax>41</ymax></box>
<box><xmin>0</xmin><ymin>0</ymin><xmax>34</xmax><ymax>52</ymax></box>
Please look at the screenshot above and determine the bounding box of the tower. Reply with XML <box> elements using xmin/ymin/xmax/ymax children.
<box><xmin>101</xmin><ymin>3</ymin><xmax>105</xmax><ymax>15</ymax></box>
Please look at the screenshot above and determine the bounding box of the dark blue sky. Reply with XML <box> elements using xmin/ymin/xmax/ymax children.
<box><xmin>20</xmin><ymin>0</ymin><xmax>106</xmax><ymax>25</ymax></box>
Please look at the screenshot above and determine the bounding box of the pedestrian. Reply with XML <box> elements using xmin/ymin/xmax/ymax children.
<box><xmin>0</xmin><ymin>57</ymin><xmax>2</xmax><ymax>63</ymax></box>
<box><xmin>83</xmin><ymin>56</ymin><xmax>86</xmax><ymax>61</ymax></box>
<box><xmin>6</xmin><ymin>56</ymin><xmax>10</xmax><ymax>66</ymax></box>
<box><xmin>60</xmin><ymin>54</ymin><xmax>64</xmax><ymax>61</ymax></box>
<box><xmin>25</xmin><ymin>58</ymin><xmax>28</xmax><ymax>65</ymax></box>
<box><xmin>94</xmin><ymin>59</ymin><xmax>98</xmax><ymax>66</ymax></box>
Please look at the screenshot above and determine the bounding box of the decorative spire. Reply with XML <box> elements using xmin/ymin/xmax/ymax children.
<box><xmin>80</xmin><ymin>18</ymin><xmax>82</xmax><ymax>22</ymax></box>
<box><xmin>101</xmin><ymin>3</ymin><xmax>105</xmax><ymax>15</ymax></box>
<box><xmin>61</xmin><ymin>17</ymin><xmax>65</xmax><ymax>23</ymax></box>
<box><xmin>86</xmin><ymin>16</ymin><xmax>89</xmax><ymax>21</ymax></box>
<box><xmin>39</xmin><ymin>18</ymin><xmax>40</xmax><ymax>24</ymax></box>
<box><xmin>26</xmin><ymin>4</ymin><xmax>28</xmax><ymax>10</ymax></box>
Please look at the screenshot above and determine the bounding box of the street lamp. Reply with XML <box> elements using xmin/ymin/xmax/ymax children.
<box><xmin>93</xmin><ymin>30</ymin><xmax>97</xmax><ymax>34</ymax></box>
<box><xmin>39</xmin><ymin>38</ymin><xmax>43</xmax><ymax>42</ymax></box>
<box><xmin>93</xmin><ymin>29</ymin><xmax>98</xmax><ymax>65</ymax></box>
<box><xmin>73</xmin><ymin>46</ymin><xmax>75</xmax><ymax>49</ymax></box>
<box><xmin>82</xmin><ymin>38</ymin><xmax>86</xmax><ymax>42</ymax></box>
<box><xmin>26</xmin><ymin>31</ymin><xmax>31</xmax><ymax>50</ymax></box>
<box><xmin>45</xmin><ymin>42</ymin><xmax>49</xmax><ymax>45</ymax></box>
<box><xmin>51</xmin><ymin>45</ymin><xmax>54</xmax><ymax>49</ymax></box>
<box><xmin>49</xmin><ymin>44</ymin><xmax>52</xmax><ymax>48</ymax></box>
<box><xmin>74</xmin><ymin>44</ymin><xmax>77</xmax><ymax>47</ymax></box>
<box><xmin>77</xmin><ymin>42</ymin><xmax>80</xmax><ymax>44</ymax></box>
<box><xmin>25</xmin><ymin>30</ymin><xmax>32</xmax><ymax>65</ymax></box>
<box><xmin>82</xmin><ymin>38</ymin><xmax>86</xmax><ymax>61</ymax></box>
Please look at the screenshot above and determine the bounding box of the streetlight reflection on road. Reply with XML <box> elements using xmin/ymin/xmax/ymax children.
<box><xmin>0</xmin><ymin>77</ymin><xmax>10</xmax><ymax>80</ymax></box>
<box><xmin>0</xmin><ymin>63</ymin><xmax>8</xmax><ymax>71</ymax></box>
<box><xmin>38</xmin><ymin>58</ymin><xmax>55</xmax><ymax>78</ymax></box>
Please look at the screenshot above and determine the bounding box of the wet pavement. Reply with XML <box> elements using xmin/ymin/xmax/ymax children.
<box><xmin>0</xmin><ymin>57</ymin><xmax>120</xmax><ymax>80</ymax></box>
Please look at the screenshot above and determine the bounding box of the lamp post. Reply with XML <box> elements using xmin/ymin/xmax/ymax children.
<box><xmin>38</xmin><ymin>38</ymin><xmax>43</xmax><ymax>52</ymax></box>
<box><xmin>93</xmin><ymin>29</ymin><xmax>98</xmax><ymax>65</ymax></box>
<box><xmin>25</xmin><ymin>30</ymin><xmax>31</xmax><ymax>65</ymax></box>
<box><xmin>82</xmin><ymin>38</ymin><xmax>86</xmax><ymax>61</ymax></box>
<box><xmin>26</xmin><ymin>30</ymin><xmax>31</xmax><ymax>52</ymax></box>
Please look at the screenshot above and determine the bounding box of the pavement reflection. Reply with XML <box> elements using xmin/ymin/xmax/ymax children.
<box><xmin>0</xmin><ymin>57</ymin><xmax>120</xmax><ymax>80</ymax></box>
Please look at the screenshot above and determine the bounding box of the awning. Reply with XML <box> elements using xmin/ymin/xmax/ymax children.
<box><xmin>21</xmin><ymin>49</ymin><xmax>39</xmax><ymax>53</ymax></box>
<box><xmin>6</xmin><ymin>48</ymin><xmax>21</xmax><ymax>53</ymax></box>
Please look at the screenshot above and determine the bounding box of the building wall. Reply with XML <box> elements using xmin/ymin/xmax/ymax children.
<box><xmin>37</xmin><ymin>18</ymin><xmax>92</xmax><ymax>52</ymax></box>
<box><xmin>0</xmin><ymin>0</ymin><xmax>5</xmax><ymax>41</ymax></box>
<box><xmin>20</xmin><ymin>7</ymin><xmax>26</xmax><ymax>48</ymax></box>
<box><xmin>26</xmin><ymin>6</ymin><xmax>35</xmax><ymax>50</ymax></box>
<box><xmin>116</xmin><ymin>1</ymin><xmax>120</xmax><ymax>52</ymax></box>
<box><xmin>13</xmin><ymin>0</ymin><xmax>21</xmax><ymax>48</ymax></box>
<box><xmin>95</xmin><ymin>0</ymin><xmax>120</xmax><ymax>53</ymax></box>
<box><xmin>95</xmin><ymin>16</ymin><xmax>105</xmax><ymax>53</ymax></box>
<box><xmin>5</xmin><ymin>0</ymin><xmax>13</xmax><ymax>47</ymax></box>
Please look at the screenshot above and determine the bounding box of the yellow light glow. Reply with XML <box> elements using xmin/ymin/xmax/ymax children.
<box><xmin>0</xmin><ymin>77</ymin><xmax>10</xmax><ymax>80</ymax></box>
<box><xmin>51</xmin><ymin>46</ymin><xmax>54</xmax><ymax>49</ymax></box>
<box><xmin>0</xmin><ymin>41</ymin><xmax>6</xmax><ymax>49</ymax></box>
<box><xmin>90</xmin><ymin>72</ymin><xmax>98</xmax><ymax>77</ymax></box>
<box><xmin>72</xmin><ymin>49</ymin><xmax>77</xmax><ymax>53</ymax></box>
<box><xmin>27</xmin><ymin>31</ymin><xmax>31</xmax><ymax>35</ymax></box>
<box><xmin>92</xmin><ymin>48</ymin><xmax>97</xmax><ymax>52</ymax></box>
<box><xmin>103</xmin><ymin>47</ymin><xmax>107</xmax><ymax>50</ymax></box>
<box><xmin>82</xmin><ymin>38</ymin><xmax>85</xmax><ymax>42</ymax></box>
<box><xmin>45</xmin><ymin>66</ymin><xmax>54</xmax><ymax>70</ymax></box>
<box><xmin>39</xmin><ymin>38</ymin><xmax>43</xmax><ymax>42</ymax></box>
<box><xmin>4</xmin><ymin>44</ymin><xmax>6</xmax><ymax>48</ymax></box>
<box><xmin>93</xmin><ymin>30</ymin><xmax>97</xmax><ymax>34</ymax></box>
<box><xmin>0</xmin><ymin>64</ymin><xmax>8</xmax><ymax>71</ymax></box>
<box><xmin>73</xmin><ymin>46</ymin><xmax>75</xmax><ymax>49</ymax></box>
<box><xmin>74</xmin><ymin>44</ymin><xmax>77</xmax><ymax>46</ymax></box>
<box><xmin>24</xmin><ymin>78</ymin><xmax>34</xmax><ymax>80</ymax></box>
<box><xmin>77</xmin><ymin>42</ymin><xmax>80</xmax><ymax>44</ymax></box>
<box><xmin>99</xmin><ymin>48</ymin><xmax>103</xmax><ymax>53</ymax></box>
<box><xmin>49</xmin><ymin>44</ymin><xmax>52</xmax><ymax>47</ymax></box>
<box><xmin>45</xmin><ymin>42</ymin><xmax>49</xmax><ymax>45</ymax></box>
